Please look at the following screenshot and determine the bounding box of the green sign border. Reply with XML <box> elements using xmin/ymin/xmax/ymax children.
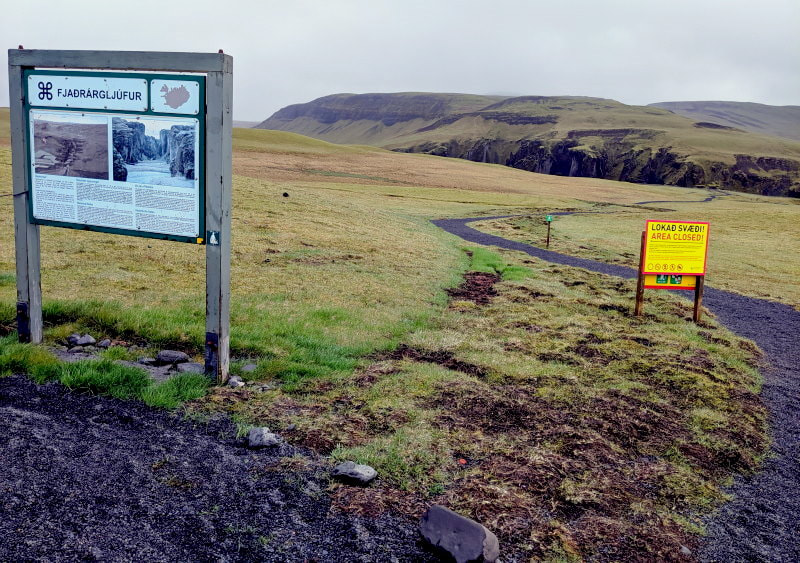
<box><xmin>23</xmin><ymin>69</ymin><xmax>206</xmax><ymax>244</ymax></box>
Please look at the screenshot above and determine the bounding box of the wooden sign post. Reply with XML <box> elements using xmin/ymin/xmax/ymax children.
<box><xmin>634</xmin><ymin>220</ymin><xmax>710</xmax><ymax>322</ymax></box>
<box><xmin>8</xmin><ymin>49</ymin><xmax>233</xmax><ymax>383</ymax></box>
<box><xmin>545</xmin><ymin>214</ymin><xmax>553</xmax><ymax>248</ymax></box>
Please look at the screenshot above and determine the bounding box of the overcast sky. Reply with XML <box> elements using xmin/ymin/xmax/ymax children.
<box><xmin>2</xmin><ymin>0</ymin><xmax>798</xmax><ymax>121</ymax></box>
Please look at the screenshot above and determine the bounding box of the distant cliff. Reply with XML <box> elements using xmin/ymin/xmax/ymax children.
<box><xmin>112</xmin><ymin>118</ymin><xmax>159</xmax><ymax>164</ymax></box>
<box><xmin>257</xmin><ymin>93</ymin><xmax>800</xmax><ymax>197</ymax></box>
<box><xmin>163</xmin><ymin>125</ymin><xmax>195</xmax><ymax>180</ymax></box>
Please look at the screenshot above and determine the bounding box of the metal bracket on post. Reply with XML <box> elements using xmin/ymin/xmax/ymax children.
<box><xmin>204</xmin><ymin>331</ymin><xmax>219</xmax><ymax>378</ymax></box>
<box><xmin>16</xmin><ymin>302</ymin><xmax>30</xmax><ymax>343</ymax></box>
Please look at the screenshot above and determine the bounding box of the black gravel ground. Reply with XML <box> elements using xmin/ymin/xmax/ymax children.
<box><xmin>434</xmin><ymin>216</ymin><xmax>800</xmax><ymax>562</ymax></box>
<box><xmin>0</xmin><ymin>375</ymin><xmax>435</xmax><ymax>562</ymax></box>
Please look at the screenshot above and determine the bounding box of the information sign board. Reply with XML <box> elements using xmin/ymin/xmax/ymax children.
<box><xmin>642</xmin><ymin>220</ymin><xmax>709</xmax><ymax>275</ymax></box>
<box><xmin>24</xmin><ymin>70</ymin><xmax>205</xmax><ymax>243</ymax></box>
<box><xmin>10</xmin><ymin>49</ymin><xmax>232</xmax><ymax>382</ymax></box>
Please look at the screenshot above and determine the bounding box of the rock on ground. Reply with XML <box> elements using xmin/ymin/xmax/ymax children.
<box><xmin>419</xmin><ymin>505</ymin><xmax>499</xmax><ymax>563</ymax></box>
<box><xmin>76</xmin><ymin>334</ymin><xmax>96</xmax><ymax>347</ymax></box>
<box><xmin>331</xmin><ymin>461</ymin><xmax>378</xmax><ymax>485</ymax></box>
<box><xmin>248</xmin><ymin>427</ymin><xmax>281</xmax><ymax>448</ymax></box>
<box><xmin>155</xmin><ymin>350</ymin><xmax>190</xmax><ymax>365</ymax></box>
<box><xmin>176</xmin><ymin>362</ymin><xmax>204</xmax><ymax>374</ymax></box>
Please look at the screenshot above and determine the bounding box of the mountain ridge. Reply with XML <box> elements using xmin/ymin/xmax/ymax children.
<box><xmin>257</xmin><ymin>93</ymin><xmax>800</xmax><ymax>196</ymax></box>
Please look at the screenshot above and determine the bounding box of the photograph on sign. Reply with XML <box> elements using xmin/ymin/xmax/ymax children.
<box><xmin>33</xmin><ymin>112</ymin><xmax>109</xmax><ymax>179</ymax></box>
<box><xmin>642</xmin><ymin>220</ymin><xmax>709</xmax><ymax>275</ymax></box>
<box><xmin>29</xmin><ymin>109</ymin><xmax>201</xmax><ymax>239</ymax></box>
<box><xmin>112</xmin><ymin>116</ymin><xmax>197</xmax><ymax>186</ymax></box>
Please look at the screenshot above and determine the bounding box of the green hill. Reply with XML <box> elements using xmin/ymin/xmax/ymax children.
<box><xmin>650</xmin><ymin>101</ymin><xmax>800</xmax><ymax>142</ymax></box>
<box><xmin>257</xmin><ymin>93</ymin><xmax>800</xmax><ymax>196</ymax></box>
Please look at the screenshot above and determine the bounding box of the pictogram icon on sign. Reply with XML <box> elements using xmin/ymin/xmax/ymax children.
<box><xmin>37</xmin><ymin>81</ymin><xmax>53</xmax><ymax>101</ymax></box>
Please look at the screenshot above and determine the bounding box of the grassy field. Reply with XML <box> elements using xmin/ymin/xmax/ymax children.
<box><xmin>0</xmin><ymin>112</ymin><xmax>777</xmax><ymax>559</ymax></box>
<box><xmin>474</xmin><ymin>192</ymin><xmax>800</xmax><ymax>308</ymax></box>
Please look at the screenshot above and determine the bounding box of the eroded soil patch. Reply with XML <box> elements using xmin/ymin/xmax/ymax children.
<box><xmin>445</xmin><ymin>271</ymin><xmax>501</xmax><ymax>304</ymax></box>
<box><xmin>376</xmin><ymin>343</ymin><xmax>489</xmax><ymax>378</ymax></box>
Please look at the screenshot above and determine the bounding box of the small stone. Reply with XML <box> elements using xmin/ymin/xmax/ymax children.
<box><xmin>227</xmin><ymin>375</ymin><xmax>245</xmax><ymax>388</ymax></box>
<box><xmin>138</xmin><ymin>357</ymin><xmax>156</xmax><ymax>365</ymax></box>
<box><xmin>680</xmin><ymin>545</ymin><xmax>692</xmax><ymax>556</ymax></box>
<box><xmin>286</xmin><ymin>423</ymin><xmax>297</xmax><ymax>431</ymax></box>
<box><xmin>84</xmin><ymin>346</ymin><xmax>97</xmax><ymax>353</ymax></box>
<box><xmin>176</xmin><ymin>362</ymin><xmax>205</xmax><ymax>374</ymax></box>
<box><xmin>66</xmin><ymin>333</ymin><xmax>81</xmax><ymax>346</ymax></box>
<box><xmin>98</xmin><ymin>339</ymin><xmax>111</xmax><ymax>349</ymax></box>
<box><xmin>76</xmin><ymin>334</ymin><xmax>96</xmax><ymax>346</ymax></box>
<box><xmin>155</xmin><ymin>350</ymin><xmax>190</xmax><ymax>365</ymax></box>
<box><xmin>419</xmin><ymin>504</ymin><xmax>499</xmax><ymax>563</ymax></box>
<box><xmin>248</xmin><ymin>427</ymin><xmax>280</xmax><ymax>448</ymax></box>
<box><xmin>241</xmin><ymin>363</ymin><xmax>258</xmax><ymax>373</ymax></box>
<box><xmin>331</xmin><ymin>461</ymin><xmax>377</xmax><ymax>485</ymax></box>
<box><xmin>68</xmin><ymin>346</ymin><xmax>83</xmax><ymax>354</ymax></box>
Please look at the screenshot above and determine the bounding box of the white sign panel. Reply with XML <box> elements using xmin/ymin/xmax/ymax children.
<box><xmin>28</xmin><ymin>74</ymin><xmax>148</xmax><ymax>112</ymax></box>
<box><xmin>29</xmin><ymin>109</ymin><xmax>201</xmax><ymax>239</ymax></box>
<box><xmin>150</xmin><ymin>79</ymin><xmax>200</xmax><ymax>115</ymax></box>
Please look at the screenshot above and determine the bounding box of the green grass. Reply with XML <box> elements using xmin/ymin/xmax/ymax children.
<box><xmin>467</xmin><ymin>246</ymin><xmax>533</xmax><ymax>280</ymax></box>
<box><xmin>0</xmin><ymin>334</ymin><xmax>209</xmax><ymax>408</ymax></box>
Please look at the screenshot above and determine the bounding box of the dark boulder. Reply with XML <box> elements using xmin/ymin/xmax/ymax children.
<box><xmin>155</xmin><ymin>350</ymin><xmax>190</xmax><ymax>365</ymax></box>
<box><xmin>419</xmin><ymin>505</ymin><xmax>499</xmax><ymax>563</ymax></box>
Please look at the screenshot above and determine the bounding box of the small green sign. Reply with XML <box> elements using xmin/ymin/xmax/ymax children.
<box><xmin>669</xmin><ymin>275</ymin><xmax>683</xmax><ymax>285</ymax></box>
<box><xmin>656</xmin><ymin>274</ymin><xmax>669</xmax><ymax>284</ymax></box>
<box><xmin>546</xmin><ymin>215</ymin><xmax>553</xmax><ymax>222</ymax></box>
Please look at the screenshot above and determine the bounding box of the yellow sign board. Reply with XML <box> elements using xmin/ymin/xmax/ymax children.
<box><xmin>643</xmin><ymin>220</ymin><xmax>709</xmax><ymax>275</ymax></box>
<box><xmin>644</xmin><ymin>274</ymin><xmax>697</xmax><ymax>290</ymax></box>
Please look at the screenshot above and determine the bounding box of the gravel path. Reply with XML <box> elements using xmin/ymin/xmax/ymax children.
<box><xmin>0</xmin><ymin>375</ymin><xmax>433</xmax><ymax>562</ymax></box>
<box><xmin>434</xmin><ymin>216</ymin><xmax>800</xmax><ymax>562</ymax></box>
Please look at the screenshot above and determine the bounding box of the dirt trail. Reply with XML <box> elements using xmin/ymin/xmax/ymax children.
<box><xmin>433</xmin><ymin>216</ymin><xmax>800</xmax><ymax>562</ymax></box>
<box><xmin>0</xmin><ymin>375</ymin><xmax>433</xmax><ymax>562</ymax></box>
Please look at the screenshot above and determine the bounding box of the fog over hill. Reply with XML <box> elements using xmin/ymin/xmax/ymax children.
<box><xmin>649</xmin><ymin>101</ymin><xmax>800</xmax><ymax>142</ymax></box>
<box><xmin>258</xmin><ymin>93</ymin><xmax>800</xmax><ymax>197</ymax></box>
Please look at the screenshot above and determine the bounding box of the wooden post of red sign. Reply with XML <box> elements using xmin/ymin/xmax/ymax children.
<box><xmin>693</xmin><ymin>275</ymin><xmax>705</xmax><ymax>323</ymax></box>
<box><xmin>634</xmin><ymin>231</ymin><xmax>646</xmax><ymax>317</ymax></box>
